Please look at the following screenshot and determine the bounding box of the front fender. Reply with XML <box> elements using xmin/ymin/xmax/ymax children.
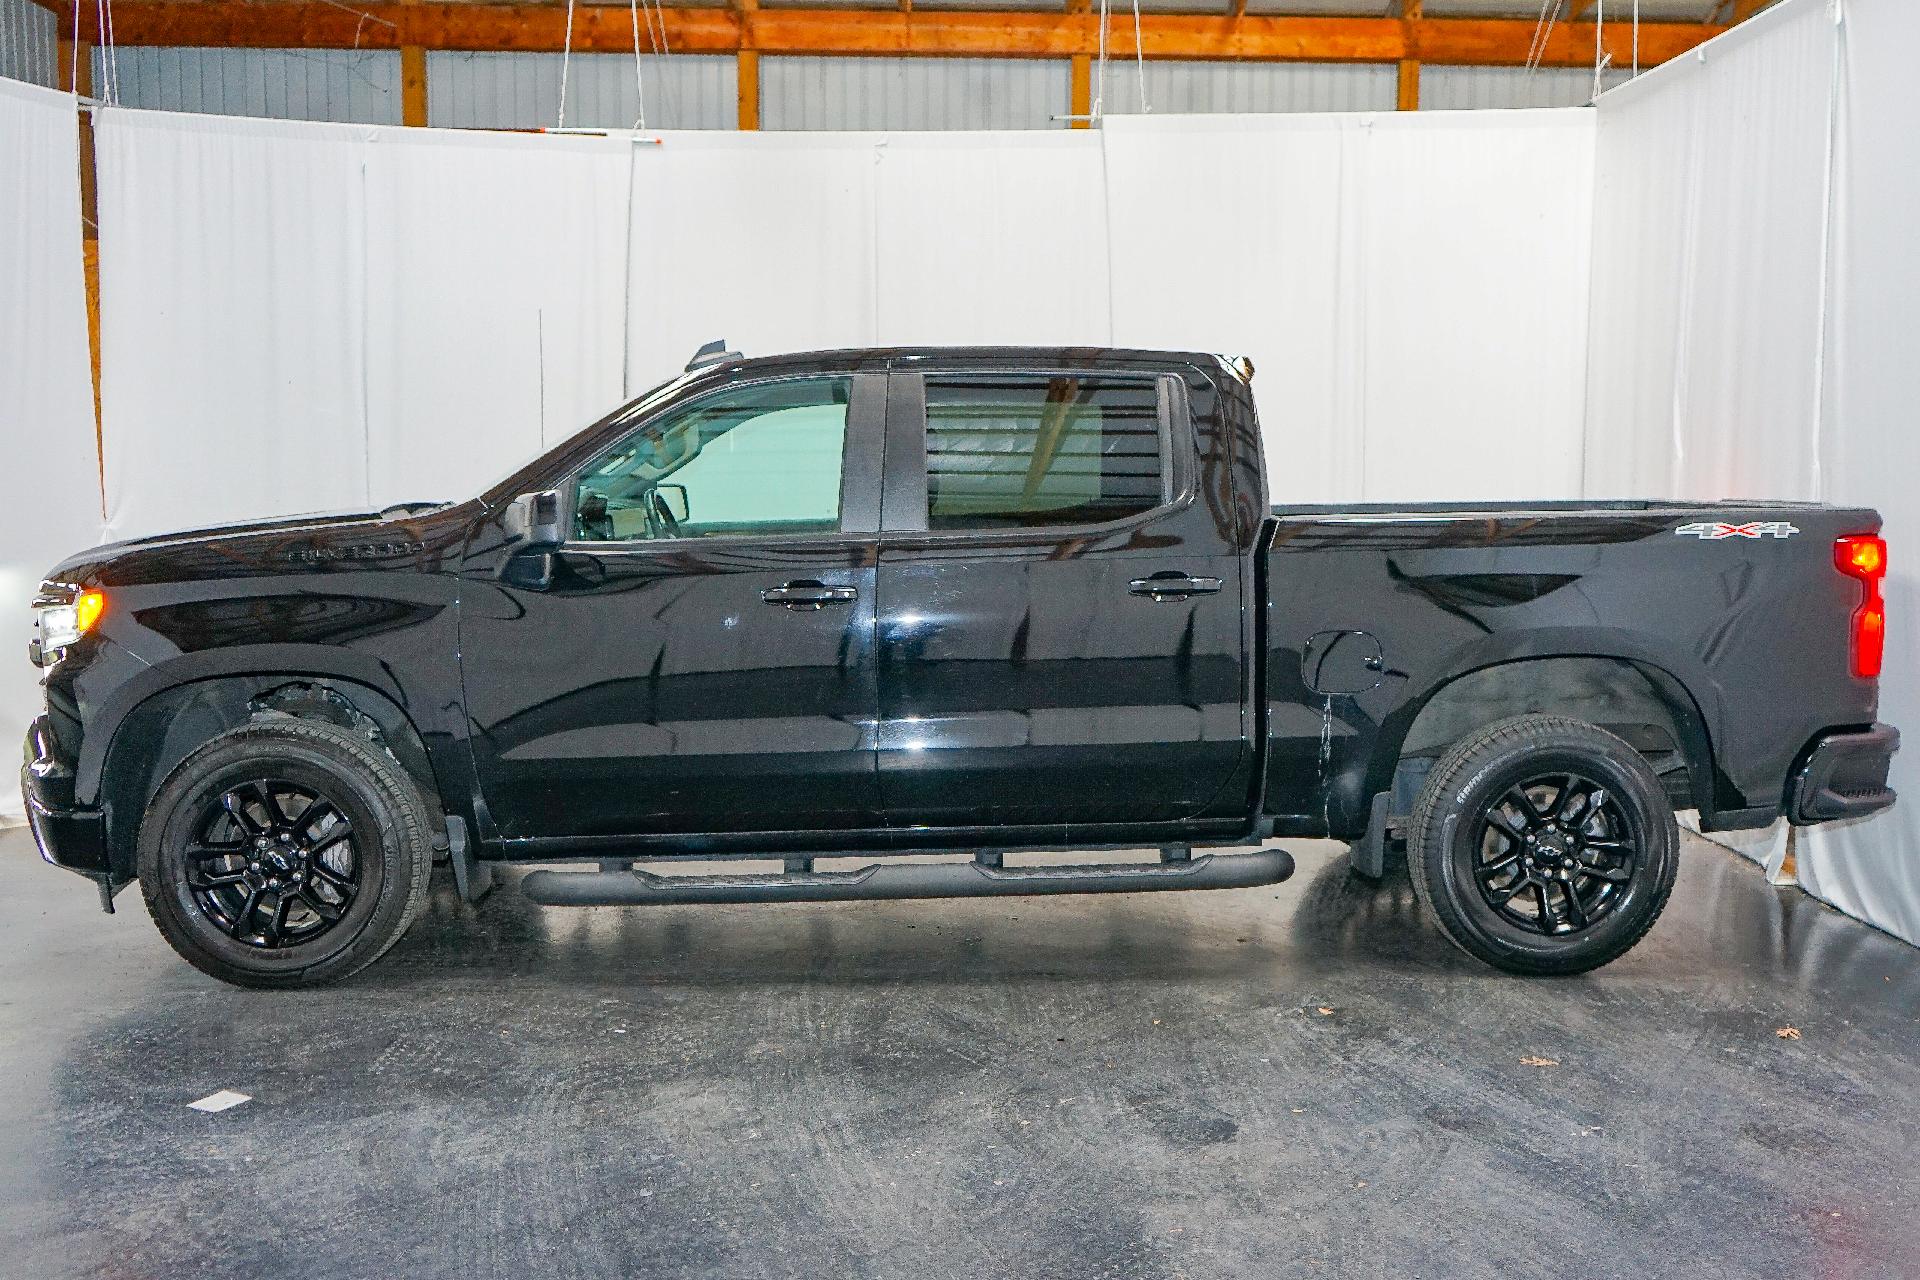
<box><xmin>74</xmin><ymin>645</ymin><xmax>423</xmax><ymax>805</ymax></box>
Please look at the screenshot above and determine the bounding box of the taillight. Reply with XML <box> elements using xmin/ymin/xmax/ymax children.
<box><xmin>1835</xmin><ymin>535</ymin><xmax>1887</xmax><ymax>679</ymax></box>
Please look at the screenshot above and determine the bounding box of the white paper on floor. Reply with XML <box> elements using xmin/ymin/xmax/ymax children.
<box><xmin>187</xmin><ymin>1090</ymin><xmax>252</xmax><ymax>1114</ymax></box>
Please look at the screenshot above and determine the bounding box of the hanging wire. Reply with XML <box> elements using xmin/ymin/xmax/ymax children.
<box><xmin>1523</xmin><ymin>0</ymin><xmax>1556</xmax><ymax>73</ymax></box>
<box><xmin>92</xmin><ymin>0</ymin><xmax>106</xmax><ymax>100</ymax></box>
<box><xmin>630</xmin><ymin>0</ymin><xmax>647</xmax><ymax>128</ymax></box>
<box><xmin>643</xmin><ymin>0</ymin><xmax>681</xmax><ymax>127</ymax></box>
<box><xmin>558</xmin><ymin>0</ymin><xmax>577</xmax><ymax>129</ymax></box>
<box><xmin>650</xmin><ymin>0</ymin><xmax>671</xmax><ymax>57</ymax></box>
<box><xmin>1632</xmin><ymin>0</ymin><xmax>1640</xmax><ymax>76</ymax></box>
<box><xmin>1131</xmin><ymin>0</ymin><xmax>1148</xmax><ymax>114</ymax></box>
<box><xmin>1093</xmin><ymin>0</ymin><xmax>1110</xmax><ymax>121</ymax></box>
<box><xmin>69</xmin><ymin>0</ymin><xmax>80</xmax><ymax>93</ymax></box>
<box><xmin>1593</xmin><ymin>0</ymin><xmax>1605</xmax><ymax>100</ymax></box>
<box><xmin>103</xmin><ymin>0</ymin><xmax>121</xmax><ymax>104</ymax></box>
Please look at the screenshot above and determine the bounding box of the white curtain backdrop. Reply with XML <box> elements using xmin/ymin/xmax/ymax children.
<box><xmin>1584</xmin><ymin>0</ymin><xmax>1838</xmax><ymax>503</ymax></box>
<box><xmin>873</xmin><ymin>132</ymin><xmax>1111</xmax><ymax>349</ymax></box>
<box><xmin>625</xmin><ymin>132</ymin><xmax>883</xmax><ymax>391</ymax></box>
<box><xmin>95</xmin><ymin>110</ymin><xmax>631</xmax><ymax>536</ymax></box>
<box><xmin>0</xmin><ymin>81</ymin><xmax>103</xmax><ymax>821</ymax></box>
<box><xmin>1587</xmin><ymin>0</ymin><xmax>1917</xmax><ymax>946</ymax></box>
<box><xmin>1105</xmin><ymin>110</ymin><xmax>1595</xmax><ymax>503</ymax></box>
<box><xmin>98</xmin><ymin>110</ymin><xmax>1600</xmax><ymax>522</ymax></box>
<box><xmin>623</xmin><ymin>130</ymin><xmax>1114</xmax><ymax>392</ymax></box>
<box><xmin>360</xmin><ymin>128</ymin><xmax>630</xmax><ymax>505</ymax></box>
<box><xmin>96</xmin><ymin>112</ymin><xmax>372</xmax><ymax>541</ymax></box>
<box><xmin>1800</xmin><ymin>0</ymin><xmax>1920</xmax><ymax>944</ymax></box>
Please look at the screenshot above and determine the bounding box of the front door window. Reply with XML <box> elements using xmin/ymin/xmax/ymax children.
<box><xmin>572</xmin><ymin>377</ymin><xmax>852</xmax><ymax>542</ymax></box>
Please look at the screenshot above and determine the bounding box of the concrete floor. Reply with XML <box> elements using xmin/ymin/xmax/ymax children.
<box><xmin>0</xmin><ymin>827</ymin><xmax>1916</xmax><ymax>1280</ymax></box>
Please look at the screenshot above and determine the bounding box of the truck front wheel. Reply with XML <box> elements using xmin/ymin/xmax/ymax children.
<box><xmin>137</xmin><ymin>719</ymin><xmax>436</xmax><ymax>988</ymax></box>
<box><xmin>1406</xmin><ymin>715</ymin><xmax>1679</xmax><ymax>976</ymax></box>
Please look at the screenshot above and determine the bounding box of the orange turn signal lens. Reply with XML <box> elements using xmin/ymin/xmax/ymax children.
<box><xmin>74</xmin><ymin>590</ymin><xmax>106</xmax><ymax>634</ymax></box>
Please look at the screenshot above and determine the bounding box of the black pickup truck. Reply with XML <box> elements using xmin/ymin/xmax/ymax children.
<box><xmin>21</xmin><ymin>346</ymin><xmax>1899</xmax><ymax>987</ymax></box>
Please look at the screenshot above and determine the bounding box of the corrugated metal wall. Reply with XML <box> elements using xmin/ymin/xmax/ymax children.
<box><xmin>1097</xmin><ymin>60</ymin><xmax>1397</xmax><ymax>116</ymax></box>
<box><xmin>761</xmin><ymin>57</ymin><xmax>1069</xmax><ymax>131</ymax></box>
<box><xmin>428</xmin><ymin>52</ymin><xmax>735</xmax><ymax>131</ymax></box>
<box><xmin>96</xmin><ymin>47</ymin><xmax>402</xmax><ymax>123</ymax></box>
<box><xmin>1421</xmin><ymin>65</ymin><xmax>1633</xmax><ymax>110</ymax></box>
<box><xmin>0</xmin><ymin>0</ymin><xmax>57</xmax><ymax>89</ymax></box>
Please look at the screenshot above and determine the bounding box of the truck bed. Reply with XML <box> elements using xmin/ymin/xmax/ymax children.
<box><xmin>1259</xmin><ymin>499</ymin><xmax>1882</xmax><ymax>838</ymax></box>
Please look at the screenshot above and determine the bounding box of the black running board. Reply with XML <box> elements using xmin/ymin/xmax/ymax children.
<box><xmin>519</xmin><ymin>848</ymin><xmax>1294</xmax><ymax>908</ymax></box>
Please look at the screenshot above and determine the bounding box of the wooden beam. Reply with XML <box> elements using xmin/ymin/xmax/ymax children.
<box><xmin>47</xmin><ymin>3</ymin><xmax>1725</xmax><ymax>68</ymax></box>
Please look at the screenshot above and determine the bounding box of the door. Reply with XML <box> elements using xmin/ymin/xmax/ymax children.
<box><xmin>461</xmin><ymin>372</ymin><xmax>885</xmax><ymax>841</ymax></box>
<box><xmin>874</xmin><ymin>365</ymin><xmax>1251</xmax><ymax>831</ymax></box>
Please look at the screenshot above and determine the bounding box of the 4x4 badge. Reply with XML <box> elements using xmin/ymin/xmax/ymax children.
<box><xmin>1675</xmin><ymin>521</ymin><xmax>1800</xmax><ymax>540</ymax></box>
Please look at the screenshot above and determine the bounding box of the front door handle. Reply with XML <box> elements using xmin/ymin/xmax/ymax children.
<box><xmin>763</xmin><ymin>581</ymin><xmax>858</xmax><ymax>610</ymax></box>
<box><xmin>1130</xmin><ymin>573</ymin><xmax>1223</xmax><ymax>601</ymax></box>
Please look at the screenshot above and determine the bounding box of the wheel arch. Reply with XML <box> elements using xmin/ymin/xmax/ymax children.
<box><xmin>1369</xmin><ymin>653</ymin><xmax>1722</xmax><ymax>826</ymax></box>
<box><xmin>94</xmin><ymin>666</ymin><xmax>447</xmax><ymax>880</ymax></box>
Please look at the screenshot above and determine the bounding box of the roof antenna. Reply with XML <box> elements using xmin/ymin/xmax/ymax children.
<box><xmin>685</xmin><ymin>339</ymin><xmax>741</xmax><ymax>372</ymax></box>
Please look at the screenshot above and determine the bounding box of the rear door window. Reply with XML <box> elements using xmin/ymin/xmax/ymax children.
<box><xmin>921</xmin><ymin>375</ymin><xmax>1165</xmax><ymax>531</ymax></box>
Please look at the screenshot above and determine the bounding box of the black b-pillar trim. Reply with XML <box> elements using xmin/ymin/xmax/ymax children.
<box><xmin>879</xmin><ymin>371</ymin><xmax>929</xmax><ymax>534</ymax></box>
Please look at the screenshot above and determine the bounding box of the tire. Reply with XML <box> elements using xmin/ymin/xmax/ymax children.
<box><xmin>1406</xmin><ymin>714</ymin><xmax>1679</xmax><ymax>976</ymax></box>
<box><xmin>138</xmin><ymin>718</ymin><xmax>436</xmax><ymax>988</ymax></box>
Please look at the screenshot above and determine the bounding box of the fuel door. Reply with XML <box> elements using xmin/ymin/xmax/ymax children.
<box><xmin>1302</xmin><ymin>630</ymin><xmax>1385</xmax><ymax>696</ymax></box>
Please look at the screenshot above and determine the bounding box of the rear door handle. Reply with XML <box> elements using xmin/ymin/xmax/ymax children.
<box><xmin>762</xmin><ymin>581</ymin><xmax>858</xmax><ymax>610</ymax></box>
<box><xmin>1130</xmin><ymin>574</ymin><xmax>1223</xmax><ymax>601</ymax></box>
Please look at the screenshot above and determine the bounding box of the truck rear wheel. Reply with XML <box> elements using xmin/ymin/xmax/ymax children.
<box><xmin>137</xmin><ymin>719</ymin><xmax>435</xmax><ymax>988</ymax></box>
<box><xmin>1406</xmin><ymin>715</ymin><xmax>1679</xmax><ymax>976</ymax></box>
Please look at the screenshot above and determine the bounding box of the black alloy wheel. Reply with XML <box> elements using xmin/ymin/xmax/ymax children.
<box><xmin>185</xmin><ymin>778</ymin><xmax>362</xmax><ymax>949</ymax></box>
<box><xmin>1470</xmin><ymin>772</ymin><xmax>1638</xmax><ymax>937</ymax></box>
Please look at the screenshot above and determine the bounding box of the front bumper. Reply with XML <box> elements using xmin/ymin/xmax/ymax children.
<box><xmin>1786</xmin><ymin>723</ymin><xmax>1900</xmax><ymax>825</ymax></box>
<box><xmin>20</xmin><ymin>716</ymin><xmax>112</xmax><ymax>891</ymax></box>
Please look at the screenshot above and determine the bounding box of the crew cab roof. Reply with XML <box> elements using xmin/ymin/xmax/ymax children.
<box><xmin>691</xmin><ymin>346</ymin><xmax>1227</xmax><ymax>378</ymax></box>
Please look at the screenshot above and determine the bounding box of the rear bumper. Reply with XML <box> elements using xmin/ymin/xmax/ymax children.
<box><xmin>20</xmin><ymin>716</ymin><xmax>111</xmax><ymax>880</ymax></box>
<box><xmin>1786</xmin><ymin>723</ymin><xmax>1900</xmax><ymax>825</ymax></box>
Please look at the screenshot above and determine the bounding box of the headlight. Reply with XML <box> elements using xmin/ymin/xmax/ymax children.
<box><xmin>33</xmin><ymin>589</ymin><xmax>105</xmax><ymax>658</ymax></box>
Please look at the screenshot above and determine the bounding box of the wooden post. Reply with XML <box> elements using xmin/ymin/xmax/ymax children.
<box><xmin>1396</xmin><ymin>0</ymin><xmax>1421</xmax><ymax>111</ymax></box>
<box><xmin>394</xmin><ymin>0</ymin><xmax>426</xmax><ymax>124</ymax></box>
<box><xmin>736</xmin><ymin>0</ymin><xmax>759</xmax><ymax>129</ymax></box>
<box><xmin>57</xmin><ymin>33</ymin><xmax>106</xmax><ymax>514</ymax></box>
<box><xmin>400</xmin><ymin>47</ymin><xmax>426</xmax><ymax>126</ymax></box>
<box><xmin>737</xmin><ymin>50</ymin><xmax>759</xmax><ymax>129</ymax></box>
<box><xmin>1068</xmin><ymin>0</ymin><xmax>1090</xmax><ymax>127</ymax></box>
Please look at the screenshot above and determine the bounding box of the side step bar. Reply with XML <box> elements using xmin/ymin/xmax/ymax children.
<box><xmin>519</xmin><ymin>847</ymin><xmax>1294</xmax><ymax>908</ymax></box>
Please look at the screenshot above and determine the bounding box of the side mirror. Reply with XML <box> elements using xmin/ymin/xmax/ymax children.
<box><xmin>654</xmin><ymin>483</ymin><xmax>691</xmax><ymax>524</ymax></box>
<box><xmin>505</xmin><ymin>489</ymin><xmax>566</xmax><ymax>551</ymax></box>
